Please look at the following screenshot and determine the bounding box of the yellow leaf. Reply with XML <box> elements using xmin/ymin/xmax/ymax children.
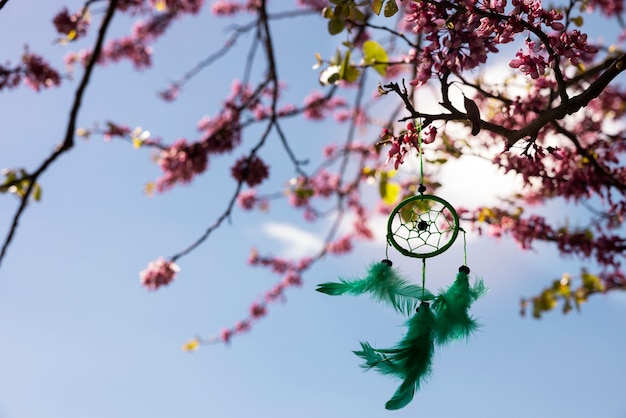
<box><xmin>581</xmin><ymin>270</ymin><xmax>604</xmax><ymax>292</ymax></box>
<box><xmin>144</xmin><ymin>182</ymin><xmax>155</xmax><ymax>197</ymax></box>
<box><xmin>155</xmin><ymin>0</ymin><xmax>167</xmax><ymax>11</ymax></box>
<box><xmin>382</xmin><ymin>182</ymin><xmax>401</xmax><ymax>205</ymax></box>
<box><xmin>67</xmin><ymin>29</ymin><xmax>77</xmax><ymax>41</ymax></box>
<box><xmin>477</xmin><ymin>207</ymin><xmax>494</xmax><ymax>223</ymax></box>
<box><xmin>182</xmin><ymin>338</ymin><xmax>200</xmax><ymax>352</ymax></box>
<box><xmin>362</xmin><ymin>166</ymin><xmax>376</xmax><ymax>177</ymax></box>
<box><xmin>76</xmin><ymin>128</ymin><xmax>90</xmax><ymax>139</ymax></box>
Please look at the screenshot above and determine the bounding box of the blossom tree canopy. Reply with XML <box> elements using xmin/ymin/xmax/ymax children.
<box><xmin>1</xmin><ymin>0</ymin><xmax>625</xmax><ymax>347</ymax></box>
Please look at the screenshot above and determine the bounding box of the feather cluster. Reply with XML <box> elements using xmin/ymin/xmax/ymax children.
<box><xmin>355</xmin><ymin>301</ymin><xmax>436</xmax><ymax>410</ymax></box>
<box><xmin>318</xmin><ymin>262</ymin><xmax>486</xmax><ymax>410</ymax></box>
<box><xmin>433</xmin><ymin>266</ymin><xmax>487</xmax><ymax>345</ymax></box>
<box><xmin>316</xmin><ymin>260</ymin><xmax>433</xmax><ymax>315</ymax></box>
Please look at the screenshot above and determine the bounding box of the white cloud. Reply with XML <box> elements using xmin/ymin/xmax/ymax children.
<box><xmin>260</xmin><ymin>222</ymin><xmax>324</xmax><ymax>258</ymax></box>
<box><xmin>438</xmin><ymin>154</ymin><xmax>524</xmax><ymax>209</ymax></box>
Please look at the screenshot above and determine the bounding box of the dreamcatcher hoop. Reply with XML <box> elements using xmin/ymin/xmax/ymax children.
<box><xmin>387</xmin><ymin>194</ymin><xmax>460</xmax><ymax>259</ymax></box>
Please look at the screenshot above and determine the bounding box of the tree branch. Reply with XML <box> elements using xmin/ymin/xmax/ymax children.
<box><xmin>504</xmin><ymin>53</ymin><xmax>626</xmax><ymax>148</ymax></box>
<box><xmin>0</xmin><ymin>0</ymin><xmax>118</xmax><ymax>269</ymax></box>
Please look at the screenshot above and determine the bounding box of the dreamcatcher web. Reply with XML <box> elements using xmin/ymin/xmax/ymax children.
<box><xmin>387</xmin><ymin>194</ymin><xmax>460</xmax><ymax>258</ymax></box>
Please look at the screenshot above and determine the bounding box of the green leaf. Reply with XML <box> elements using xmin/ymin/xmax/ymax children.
<box><xmin>328</xmin><ymin>18</ymin><xmax>344</xmax><ymax>35</ymax></box>
<box><xmin>371</xmin><ymin>0</ymin><xmax>383</xmax><ymax>15</ymax></box>
<box><xmin>343</xmin><ymin>65</ymin><xmax>360</xmax><ymax>83</ymax></box>
<box><xmin>349</xmin><ymin>5</ymin><xmax>366</xmax><ymax>23</ymax></box>
<box><xmin>339</xmin><ymin>49</ymin><xmax>351</xmax><ymax>80</ymax></box>
<box><xmin>363</xmin><ymin>40</ymin><xmax>388</xmax><ymax>77</ymax></box>
<box><xmin>571</xmin><ymin>15</ymin><xmax>583</xmax><ymax>26</ymax></box>
<box><xmin>33</xmin><ymin>182</ymin><xmax>42</xmax><ymax>201</ymax></box>
<box><xmin>383</xmin><ymin>0</ymin><xmax>398</xmax><ymax>17</ymax></box>
<box><xmin>338</xmin><ymin>50</ymin><xmax>360</xmax><ymax>83</ymax></box>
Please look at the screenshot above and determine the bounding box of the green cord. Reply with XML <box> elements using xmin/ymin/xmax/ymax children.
<box><xmin>421</xmin><ymin>258</ymin><xmax>426</xmax><ymax>299</ymax></box>
<box><xmin>417</xmin><ymin>122</ymin><xmax>424</xmax><ymax>193</ymax></box>
<box><xmin>462</xmin><ymin>228</ymin><xmax>467</xmax><ymax>266</ymax></box>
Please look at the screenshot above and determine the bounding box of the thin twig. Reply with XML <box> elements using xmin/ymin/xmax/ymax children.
<box><xmin>0</xmin><ymin>0</ymin><xmax>118</xmax><ymax>269</ymax></box>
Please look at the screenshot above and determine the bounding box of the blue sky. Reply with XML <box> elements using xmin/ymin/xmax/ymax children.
<box><xmin>0</xmin><ymin>1</ymin><xmax>625</xmax><ymax>418</ymax></box>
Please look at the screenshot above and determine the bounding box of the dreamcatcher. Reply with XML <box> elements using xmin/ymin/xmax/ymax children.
<box><xmin>317</xmin><ymin>123</ymin><xmax>486</xmax><ymax>410</ymax></box>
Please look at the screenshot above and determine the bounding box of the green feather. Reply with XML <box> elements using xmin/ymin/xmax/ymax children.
<box><xmin>353</xmin><ymin>341</ymin><xmax>399</xmax><ymax>376</ymax></box>
<box><xmin>316</xmin><ymin>260</ymin><xmax>434</xmax><ymax>314</ymax></box>
<box><xmin>353</xmin><ymin>302</ymin><xmax>436</xmax><ymax>410</ymax></box>
<box><xmin>433</xmin><ymin>268</ymin><xmax>487</xmax><ymax>345</ymax></box>
<box><xmin>382</xmin><ymin>302</ymin><xmax>436</xmax><ymax>410</ymax></box>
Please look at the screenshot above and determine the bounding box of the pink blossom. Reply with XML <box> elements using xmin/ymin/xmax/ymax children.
<box><xmin>282</xmin><ymin>271</ymin><xmax>302</xmax><ymax>287</ymax></box>
<box><xmin>327</xmin><ymin>235</ymin><xmax>353</xmax><ymax>255</ymax></box>
<box><xmin>158</xmin><ymin>84</ymin><xmax>180</xmax><ymax>101</ymax></box>
<box><xmin>312</xmin><ymin>170</ymin><xmax>340</xmax><ymax>197</ymax></box>
<box><xmin>100</xmin><ymin>36</ymin><xmax>153</xmax><ymax>70</ymax></box>
<box><xmin>220</xmin><ymin>328</ymin><xmax>232</xmax><ymax>343</ymax></box>
<box><xmin>296</xmin><ymin>0</ymin><xmax>327</xmax><ymax>11</ymax></box>
<box><xmin>198</xmin><ymin>111</ymin><xmax>242</xmax><ymax>154</ymax></box>
<box><xmin>53</xmin><ymin>7</ymin><xmax>89</xmax><ymax>40</ymax></box>
<box><xmin>231</xmin><ymin>155</ymin><xmax>269</xmax><ymax>187</ymax></box>
<box><xmin>297</xmin><ymin>257</ymin><xmax>313</xmax><ymax>270</ymax></box>
<box><xmin>250</xmin><ymin>302</ymin><xmax>267</xmax><ymax>318</ymax></box>
<box><xmin>234</xmin><ymin>320</ymin><xmax>250</xmax><ymax>333</ymax></box>
<box><xmin>140</xmin><ymin>257</ymin><xmax>180</xmax><ymax>290</ymax></box>
<box><xmin>156</xmin><ymin>139</ymin><xmax>209</xmax><ymax>192</ymax></box>
<box><xmin>322</xmin><ymin>144</ymin><xmax>337</xmax><ymax>159</ymax></box>
<box><xmin>102</xmin><ymin>122</ymin><xmax>132</xmax><ymax>141</ymax></box>
<box><xmin>422</xmin><ymin>126</ymin><xmax>437</xmax><ymax>144</ymax></box>
<box><xmin>303</xmin><ymin>92</ymin><xmax>346</xmax><ymax>120</ymax></box>
<box><xmin>22</xmin><ymin>54</ymin><xmax>61</xmax><ymax>91</ymax></box>
<box><xmin>211</xmin><ymin>0</ymin><xmax>242</xmax><ymax>15</ymax></box>
<box><xmin>265</xmin><ymin>284</ymin><xmax>285</xmax><ymax>302</ymax></box>
<box><xmin>237</xmin><ymin>189</ymin><xmax>258</xmax><ymax>210</ymax></box>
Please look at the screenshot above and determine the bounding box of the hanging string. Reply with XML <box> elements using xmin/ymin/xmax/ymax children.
<box><xmin>461</xmin><ymin>228</ymin><xmax>468</xmax><ymax>266</ymax></box>
<box><xmin>417</xmin><ymin>121</ymin><xmax>425</xmax><ymax>195</ymax></box>
<box><xmin>385</xmin><ymin>239</ymin><xmax>390</xmax><ymax>260</ymax></box>
<box><xmin>421</xmin><ymin>258</ymin><xmax>426</xmax><ymax>299</ymax></box>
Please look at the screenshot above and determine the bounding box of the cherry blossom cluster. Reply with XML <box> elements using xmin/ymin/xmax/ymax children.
<box><xmin>236</xmin><ymin>189</ymin><xmax>268</xmax><ymax>211</ymax></box>
<box><xmin>53</xmin><ymin>7</ymin><xmax>90</xmax><ymax>41</ymax></box>
<box><xmin>509</xmin><ymin>39</ymin><xmax>548</xmax><ymax>79</ymax></box>
<box><xmin>64</xmin><ymin>0</ymin><xmax>205</xmax><ymax>71</ymax></box>
<box><xmin>585</xmin><ymin>0</ymin><xmax>624</xmax><ymax>15</ymax></box>
<box><xmin>154</xmin><ymin>80</ymin><xmax>273</xmax><ymax>190</ymax></box>
<box><xmin>295</xmin><ymin>0</ymin><xmax>327</xmax><ymax>12</ymax></box>
<box><xmin>140</xmin><ymin>257</ymin><xmax>180</xmax><ymax>290</ymax></box>
<box><xmin>211</xmin><ymin>0</ymin><xmax>261</xmax><ymax>16</ymax></box>
<box><xmin>382</xmin><ymin>122</ymin><xmax>434</xmax><ymax>169</ymax></box>
<box><xmin>156</xmin><ymin>139</ymin><xmax>209</xmax><ymax>191</ymax></box>
<box><xmin>549</xmin><ymin>30</ymin><xmax>600</xmax><ymax>66</ymax></box>
<box><xmin>230</xmin><ymin>155</ymin><xmax>270</xmax><ymax>187</ymax></box>
<box><xmin>0</xmin><ymin>53</ymin><xmax>61</xmax><ymax>91</ymax></box>
<box><xmin>467</xmin><ymin>207</ymin><xmax>626</xmax><ymax>270</ymax></box>
<box><xmin>200</xmin><ymin>250</ymin><xmax>312</xmax><ymax>344</ymax></box>
<box><xmin>302</xmin><ymin>91</ymin><xmax>347</xmax><ymax>120</ymax></box>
